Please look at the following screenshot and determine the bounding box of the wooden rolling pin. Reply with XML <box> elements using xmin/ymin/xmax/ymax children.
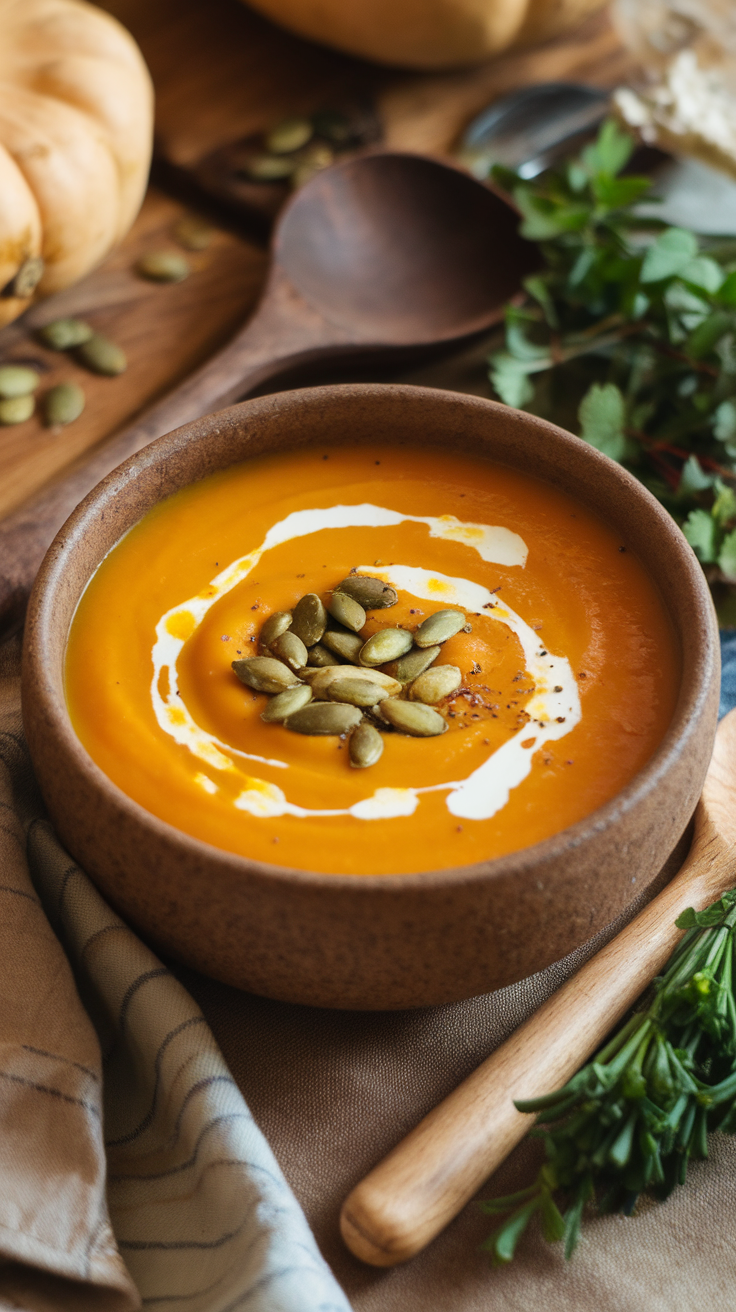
<box><xmin>340</xmin><ymin>706</ymin><xmax>736</xmax><ymax>1267</ymax></box>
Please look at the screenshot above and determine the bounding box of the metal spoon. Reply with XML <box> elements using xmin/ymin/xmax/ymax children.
<box><xmin>460</xmin><ymin>82</ymin><xmax>609</xmax><ymax>180</ymax></box>
<box><xmin>0</xmin><ymin>149</ymin><xmax>535</xmax><ymax>630</ymax></box>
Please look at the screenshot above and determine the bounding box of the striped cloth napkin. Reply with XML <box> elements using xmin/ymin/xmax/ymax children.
<box><xmin>0</xmin><ymin>630</ymin><xmax>351</xmax><ymax>1312</ymax></box>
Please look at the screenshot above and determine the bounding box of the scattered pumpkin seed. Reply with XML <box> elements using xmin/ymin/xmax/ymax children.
<box><xmin>2</xmin><ymin>257</ymin><xmax>44</xmax><ymax>299</ymax></box>
<box><xmin>77</xmin><ymin>334</ymin><xmax>127</xmax><ymax>376</ymax></box>
<box><xmin>327</xmin><ymin>591</ymin><xmax>366</xmax><ymax>632</ymax></box>
<box><xmin>0</xmin><ymin>394</ymin><xmax>34</xmax><ymax>424</ymax></box>
<box><xmin>136</xmin><ymin>250</ymin><xmax>190</xmax><ymax>283</ymax></box>
<box><xmin>409</xmin><ymin>664</ymin><xmax>462</xmax><ymax>704</ymax></box>
<box><xmin>242</xmin><ymin>153</ymin><xmax>296</xmax><ymax>182</ymax></box>
<box><xmin>322</xmin><ymin>629</ymin><xmax>364</xmax><ymax>662</ymax></box>
<box><xmin>307</xmin><ymin>643</ymin><xmax>340</xmax><ymax>667</ymax></box>
<box><xmin>0</xmin><ymin>365</ymin><xmax>40</xmax><ymax>398</ymax></box>
<box><xmin>286</xmin><ymin>702</ymin><xmax>362</xmax><ymax>735</ymax></box>
<box><xmin>388</xmin><ymin>644</ymin><xmax>441</xmax><ymax>685</ymax></box>
<box><xmin>291</xmin><ymin>593</ymin><xmax>327</xmax><ymax>646</ymax></box>
<box><xmin>291</xmin><ymin>144</ymin><xmax>333</xmax><ymax>189</ymax></box>
<box><xmin>307</xmin><ymin>666</ymin><xmax>401</xmax><ymax>699</ymax></box>
<box><xmin>350</xmin><ymin>722</ymin><xmax>384</xmax><ymax>769</ymax></box>
<box><xmin>413</xmin><ymin>609</ymin><xmax>466</xmax><ymax>648</ymax></box>
<box><xmin>327</xmin><ymin>678</ymin><xmax>388</xmax><ymax>708</ymax></box>
<box><xmin>232</xmin><ymin>656</ymin><xmax>300</xmax><ymax>693</ymax></box>
<box><xmin>260</xmin><ymin>610</ymin><xmax>293</xmax><ymax>647</ymax></box>
<box><xmin>359</xmin><ymin>628</ymin><xmax>413</xmax><ymax>667</ymax></box>
<box><xmin>261</xmin><ymin>683</ymin><xmax>312</xmax><ymax>723</ymax></box>
<box><xmin>43</xmin><ymin>382</ymin><xmax>85</xmax><ymax>426</ymax></box>
<box><xmin>335</xmin><ymin>575</ymin><xmax>398</xmax><ymax>610</ymax></box>
<box><xmin>173</xmin><ymin>215</ymin><xmax>213</xmax><ymax>250</ymax></box>
<box><xmin>270</xmin><ymin>629</ymin><xmax>308</xmax><ymax>671</ymax></box>
<box><xmin>379</xmin><ymin>700</ymin><xmax>448</xmax><ymax>737</ymax></box>
<box><xmin>266</xmin><ymin>116</ymin><xmax>313</xmax><ymax>154</ymax></box>
<box><xmin>37</xmin><ymin>318</ymin><xmax>93</xmax><ymax>350</ymax></box>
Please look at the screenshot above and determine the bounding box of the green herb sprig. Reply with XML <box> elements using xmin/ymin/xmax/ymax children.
<box><xmin>488</xmin><ymin>121</ymin><xmax>736</xmax><ymax>606</ymax></box>
<box><xmin>481</xmin><ymin>889</ymin><xmax>736</xmax><ymax>1264</ymax></box>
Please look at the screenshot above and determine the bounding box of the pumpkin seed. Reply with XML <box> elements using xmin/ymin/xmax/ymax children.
<box><xmin>327</xmin><ymin>591</ymin><xmax>366</xmax><ymax>632</ymax></box>
<box><xmin>290</xmin><ymin>593</ymin><xmax>327</xmax><ymax>646</ymax></box>
<box><xmin>408</xmin><ymin>664</ymin><xmax>462</xmax><ymax>704</ymax></box>
<box><xmin>307</xmin><ymin>643</ymin><xmax>341</xmax><ymax>667</ymax></box>
<box><xmin>379</xmin><ymin>700</ymin><xmax>448</xmax><ymax>737</ymax></box>
<box><xmin>136</xmin><ymin>250</ymin><xmax>190</xmax><ymax>283</ymax></box>
<box><xmin>43</xmin><ymin>382</ymin><xmax>85</xmax><ymax>426</ymax></box>
<box><xmin>388</xmin><ymin>644</ymin><xmax>441</xmax><ymax>685</ymax></box>
<box><xmin>286</xmin><ymin>702</ymin><xmax>362</xmax><ymax>735</ymax></box>
<box><xmin>77</xmin><ymin>334</ymin><xmax>127</xmax><ymax>376</ymax></box>
<box><xmin>322</xmin><ymin>629</ymin><xmax>364</xmax><ymax>662</ymax></box>
<box><xmin>3</xmin><ymin>257</ymin><xmax>44</xmax><ymax>299</ymax></box>
<box><xmin>266</xmin><ymin>117</ymin><xmax>313</xmax><ymax>154</ymax></box>
<box><xmin>0</xmin><ymin>394</ymin><xmax>34</xmax><ymax>425</ymax></box>
<box><xmin>270</xmin><ymin>630</ymin><xmax>308</xmax><ymax>671</ymax></box>
<box><xmin>359</xmin><ymin>628</ymin><xmax>413</xmax><ymax>667</ymax></box>
<box><xmin>291</xmin><ymin>144</ymin><xmax>333</xmax><ymax>189</ymax></box>
<box><xmin>232</xmin><ymin>656</ymin><xmax>300</xmax><ymax>693</ymax></box>
<box><xmin>241</xmin><ymin>153</ymin><xmax>295</xmax><ymax>181</ymax></box>
<box><xmin>413</xmin><ymin>609</ymin><xmax>466</xmax><ymax>648</ymax></box>
<box><xmin>261</xmin><ymin>683</ymin><xmax>312</xmax><ymax>722</ymax></box>
<box><xmin>0</xmin><ymin>365</ymin><xmax>40</xmax><ymax>398</ymax></box>
<box><xmin>335</xmin><ymin>575</ymin><xmax>398</xmax><ymax>610</ymax></box>
<box><xmin>350</xmin><ymin>722</ymin><xmax>384</xmax><ymax>769</ymax></box>
<box><xmin>260</xmin><ymin>610</ymin><xmax>292</xmax><ymax>647</ymax></box>
<box><xmin>307</xmin><ymin>666</ymin><xmax>401</xmax><ymax>699</ymax></box>
<box><xmin>38</xmin><ymin>318</ymin><xmax>93</xmax><ymax>350</ymax></box>
<box><xmin>173</xmin><ymin>215</ymin><xmax>212</xmax><ymax>250</ymax></box>
<box><xmin>327</xmin><ymin>678</ymin><xmax>388</xmax><ymax>708</ymax></box>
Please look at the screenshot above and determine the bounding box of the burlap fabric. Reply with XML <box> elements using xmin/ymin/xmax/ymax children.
<box><xmin>3</xmin><ymin>613</ymin><xmax>736</xmax><ymax>1309</ymax></box>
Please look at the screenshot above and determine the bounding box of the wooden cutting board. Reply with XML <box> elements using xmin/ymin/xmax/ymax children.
<box><xmin>0</xmin><ymin>0</ymin><xmax>633</xmax><ymax>525</ymax></box>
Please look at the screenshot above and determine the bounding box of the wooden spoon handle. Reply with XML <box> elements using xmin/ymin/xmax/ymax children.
<box><xmin>340</xmin><ymin>811</ymin><xmax>732</xmax><ymax>1267</ymax></box>
<box><xmin>0</xmin><ymin>277</ymin><xmax>344</xmax><ymax>634</ymax></box>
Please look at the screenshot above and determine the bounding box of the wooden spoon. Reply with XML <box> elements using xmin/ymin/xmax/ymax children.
<box><xmin>340</xmin><ymin>705</ymin><xmax>736</xmax><ymax>1267</ymax></box>
<box><xmin>0</xmin><ymin>151</ymin><xmax>534</xmax><ymax>632</ymax></box>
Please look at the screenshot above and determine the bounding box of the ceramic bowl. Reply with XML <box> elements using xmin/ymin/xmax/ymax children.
<box><xmin>22</xmin><ymin>385</ymin><xmax>720</xmax><ymax>1009</ymax></box>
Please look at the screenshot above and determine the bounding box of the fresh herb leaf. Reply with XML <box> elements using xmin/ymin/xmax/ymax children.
<box><xmin>718</xmin><ymin>528</ymin><xmax>736</xmax><ymax>581</ymax></box>
<box><xmin>487</xmin><ymin>120</ymin><xmax>736</xmax><ymax>598</ymax></box>
<box><xmin>578</xmin><ymin>382</ymin><xmax>634</xmax><ymax>461</ymax></box>
<box><xmin>683</xmin><ymin>508</ymin><xmax>718</xmax><ymax>562</ymax></box>
<box><xmin>482</xmin><ymin>885</ymin><xmax>736</xmax><ymax>1264</ymax></box>
<box><xmin>640</xmin><ymin>228</ymin><xmax>699</xmax><ymax>283</ymax></box>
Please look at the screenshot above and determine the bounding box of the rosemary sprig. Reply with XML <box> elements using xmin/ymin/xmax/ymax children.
<box><xmin>481</xmin><ymin>889</ymin><xmax>736</xmax><ymax>1264</ymax></box>
<box><xmin>488</xmin><ymin>120</ymin><xmax>736</xmax><ymax>612</ymax></box>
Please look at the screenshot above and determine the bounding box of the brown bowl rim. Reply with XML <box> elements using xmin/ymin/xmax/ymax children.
<box><xmin>24</xmin><ymin>383</ymin><xmax>719</xmax><ymax>894</ymax></box>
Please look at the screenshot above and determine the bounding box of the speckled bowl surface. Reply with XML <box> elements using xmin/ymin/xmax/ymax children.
<box><xmin>22</xmin><ymin>385</ymin><xmax>720</xmax><ymax>1009</ymax></box>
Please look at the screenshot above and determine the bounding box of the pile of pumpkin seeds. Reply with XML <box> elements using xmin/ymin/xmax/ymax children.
<box><xmin>0</xmin><ymin>360</ymin><xmax>87</xmax><ymax>428</ymax></box>
<box><xmin>239</xmin><ymin>105</ymin><xmax>379</xmax><ymax>190</ymax></box>
<box><xmin>232</xmin><ymin>575</ymin><xmax>470</xmax><ymax>769</ymax></box>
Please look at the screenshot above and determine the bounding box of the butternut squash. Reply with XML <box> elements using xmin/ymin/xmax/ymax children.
<box><xmin>242</xmin><ymin>0</ymin><xmax>607</xmax><ymax>71</ymax></box>
<box><xmin>0</xmin><ymin>0</ymin><xmax>153</xmax><ymax>327</ymax></box>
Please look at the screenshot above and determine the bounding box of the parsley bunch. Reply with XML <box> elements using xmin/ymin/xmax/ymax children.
<box><xmin>482</xmin><ymin>891</ymin><xmax>736</xmax><ymax>1264</ymax></box>
<box><xmin>488</xmin><ymin>121</ymin><xmax>736</xmax><ymax>612</ymax></box>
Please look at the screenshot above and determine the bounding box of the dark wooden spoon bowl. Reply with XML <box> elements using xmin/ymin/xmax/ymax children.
<box><xmin>275</xmin><ymin>152</ymin><xmax>528</xmax><ymax>343</ymax></box>
<box><xmin>0</xmin><ymin>152</ymin><xmax>534</xmax><ymax>630</ymax></box>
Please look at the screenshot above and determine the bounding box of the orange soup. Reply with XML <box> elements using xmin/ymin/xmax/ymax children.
<box><xmin>65</xmin><ymin>444</ymin><xmax>679</xmax><ymax>875</ymax></box>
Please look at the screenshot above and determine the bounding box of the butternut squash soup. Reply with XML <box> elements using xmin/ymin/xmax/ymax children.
<box><xmin>65</xmin><ymin>444</ymin><xmax>679</xmax><ymax>875</ymax></box>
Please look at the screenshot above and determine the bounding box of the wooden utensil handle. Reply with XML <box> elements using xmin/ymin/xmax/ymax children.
<box><xmin>0</xmin><ymin>283</ymin><xmax>343</xmax><ymax>635</ymax></box>
<box><xmin>340</xmin><ymin>811</ymin><xmax>732</xmax><ymax>1267</ymax></box>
